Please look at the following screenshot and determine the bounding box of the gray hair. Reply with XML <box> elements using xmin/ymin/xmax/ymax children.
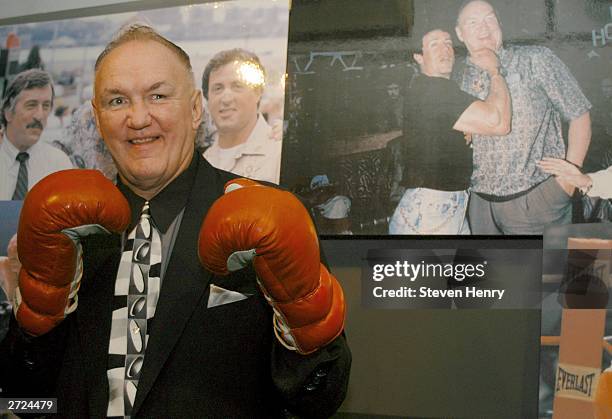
<box><xmin>1</xmin><ymin>69</ymin><xmax>54</xmax><ymax>128</ymax></box>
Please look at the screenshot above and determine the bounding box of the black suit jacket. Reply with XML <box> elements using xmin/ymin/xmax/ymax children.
<box><xmin>0</xmin><ymin>155</ymin><xmax>350</xmax><ymax>418</ymax></box>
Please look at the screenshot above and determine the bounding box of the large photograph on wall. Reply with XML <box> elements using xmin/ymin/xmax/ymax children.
<box><xmin>0</xmin><ymin>0</ymin><xmax>289</xmax><ymax>368</ymax></box>
<box><xmin>282</xmin><ymin>0</ymin><xmax>612</xmax><ymax>236</ymax></box>
<box><xmin>0</xmin><ymin>0</ymin><xmax>289</xmax><ymax>201</ymax></box>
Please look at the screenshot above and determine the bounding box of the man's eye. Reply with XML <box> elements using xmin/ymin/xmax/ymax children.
<box><xmin>109</xmin><ymin>97</ymin><xmax>125</xmax><ymax>106</ymax></box>
<box><xmin>151</xmin><ymin>94</ymin><xmax>165</xmax><ymax>100</ymax></box>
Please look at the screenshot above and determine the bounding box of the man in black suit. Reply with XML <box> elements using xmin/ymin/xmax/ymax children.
<box><xmin>0</xmin><ymin>24</ymin><xmax>350</xmax><ymax>418</ymax></box>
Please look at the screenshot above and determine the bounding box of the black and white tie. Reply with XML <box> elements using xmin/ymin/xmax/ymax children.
<box><xmin>12</xmin><ymin>151</ymin><xmax>29</xmax><ymax>200</ymax></box>
<box><xmin>107</xmin><ymin>201</ymin><xmax>162</xmax><ymax>417</ymax></box>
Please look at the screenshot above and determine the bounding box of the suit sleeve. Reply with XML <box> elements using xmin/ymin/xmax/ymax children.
<box><xmin>271</xmin><ymin>332</ymin><xmax>351</xmax><ymax>418</ymax></box>
<box><xmin>269</xmin><ymin>207</ymin><xmax>351</xmax><ymax>418</ymax></box>
<box><xmin>0</xmin><ymin>314</ymin><xmax>70</xmax><ymax>397</ymax></box>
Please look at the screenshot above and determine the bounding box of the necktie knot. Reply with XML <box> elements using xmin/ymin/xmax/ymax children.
<box><xmin>137</xmin><ymin>201</ymin><xmax>152</xmax><ymax>240</ymax></box>
<box><xmin>140</xmin><ymin>201</ymin><xmax>151</xmax><ymax>218</ymax></box>
<box><xmin>16</xmin><ymin>152</ymin><xmax>29</xmax><ymax>163</ymax></box>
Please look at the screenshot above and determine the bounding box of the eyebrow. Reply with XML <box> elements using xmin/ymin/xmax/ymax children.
<box><xmin>101</xmin><ymin>81</ymin><xmax>172</xmax><ymax>96</ymax></box>
<box><xmin>100</xmin><ymin>88</ymin><xmax>124</xmax><ymax>96</ymax></box>
<box><xmin>463</xmin><ymin>11</ymin><xmax>496</xmax><ymax>22</ymax></box>
<box><xmin>148</xmin><ymin>81</ymin><xmax>172</xmax><ymax>91</ymax></box>
<box><xmin>428</xmin><ymin>36</ymin><xmax>451</xmax><ymax>45</ymax></box>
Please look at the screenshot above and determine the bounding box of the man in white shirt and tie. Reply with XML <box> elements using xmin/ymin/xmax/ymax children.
<box><xmin>0</xmin><ymin>69</ymin><xmax>73</xmax><ymax>200</ymax></box>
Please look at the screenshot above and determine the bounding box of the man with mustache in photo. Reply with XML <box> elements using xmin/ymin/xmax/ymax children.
<box><xmin>0</xmin><ymin>69</ymin><xmax>73</xmax><ymax>200</ymax></box>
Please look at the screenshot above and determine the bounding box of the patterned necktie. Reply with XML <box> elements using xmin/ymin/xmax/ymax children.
<box><xmin>12</xmin><ymin>152</ymin><xmax>29</xmax><ymax>200</ymax></box>
<box><xmin>107</xmin><ymin>201</ymin><xmax>162</xmax><ymax>418</ymax></box>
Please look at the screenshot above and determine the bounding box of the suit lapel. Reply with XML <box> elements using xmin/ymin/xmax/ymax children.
<box><xmin>132</xmin><ymin>156</ymin><xmax>230</xmax><ymax>415</ymax></box>
<box><xmin>75</xmin><ymin>233</ymin><xmax>123</xmax><ymax>417</ymax></box>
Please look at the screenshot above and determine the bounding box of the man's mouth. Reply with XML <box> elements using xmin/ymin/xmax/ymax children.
<box><xmin>129</xmin><ymin>136</ymin><xmax>160</xmax><ymax>145</ymax></box>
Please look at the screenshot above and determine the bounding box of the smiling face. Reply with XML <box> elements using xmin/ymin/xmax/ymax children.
<box><xmin>92</xmin><ymin>40</ymin><xmax>202</xmax><ymax>199</ymax></box>
<box><xmin>4</xmin><ymin>85</ymin><xmax>53</xmax><ymax>151</ymax></box>
<box><xmin>455</xmin><ymin>0</ymin><xmax>503</xmax><ymax>54</ymax></box>
<box><xmin>414</xmin><ymin>30</ymin><xmax>455</xmax><ymax>78</ymax></box>
<box><xmin>207</xmin><ymin>61</ymin><xmax>262</xmax><ymax>144</ymax></box>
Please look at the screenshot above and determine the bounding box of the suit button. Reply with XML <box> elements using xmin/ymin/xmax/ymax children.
<box><xmin>304</xmin><ymin>367</ymin><xmax>328</xmax><ymax>391</ymax></box>
<box><xmin>304</xmin><ymin>382</ymin><xmax>318</xmax><ymax>391</ymax></box>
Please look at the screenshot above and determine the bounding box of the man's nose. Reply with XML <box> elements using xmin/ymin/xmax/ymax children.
<box><xmin>33</xmin><ymin>104</ymin><xmax>48</xmax><ymax>120</ymax></box>
<box><xmin>220</xmin><ymin>89</ymin><xmax>234</xmax><ymax>104</ymax></box>
<box><xmin>477</xmin><ymin>21</ymin><xmax>490</xmax><ymax>35</ymax></box>
<box><xmin>127</xmin><ymin>99</ymin><xmax>152</xmax><ymax>129</ymax></box>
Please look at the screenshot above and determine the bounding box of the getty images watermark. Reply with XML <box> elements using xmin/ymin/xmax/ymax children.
<box><xmin>361</xmin><ymin>248</ymin><xmax>611</xmax><ymax>310</ymax></box>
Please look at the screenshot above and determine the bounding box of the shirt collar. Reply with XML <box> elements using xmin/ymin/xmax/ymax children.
<box><xmin>238</xmin><ymin>114</ymin><xmax>272</xmax><ymax>156</ymax></box>
<box><xmin>497</xmin><ymin>46</ymin><xmax>512</xmax><ymax>68</ymax></box>
<box><xmin>117</xmin><ymin>152</ymin><xmax>199</xmax><ymax>233</ymax></box>
<box><xmin>2</xmin><ymin>134</ymin><xmax>36</xmax><ymax>161</ymax></box>
<box><xmin>465</xmin><ymin>45</ymin><xmax>511</xmax><ymax>72</ymax></box>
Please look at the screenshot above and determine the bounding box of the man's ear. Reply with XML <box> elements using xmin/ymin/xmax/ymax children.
<box><xmin>91</xmin><ymin>99</ymin><xmax>103</xmax><ymax>138</ymax></box>
<box><xmin>191</xmin><ymin>89</ymin><xmax>203</xmax><ymax>130</ymax></box>
<box><xmin>455</xmin><ymin>26</ymin><xmax>464</xmax><ymax>43</ymax></box>
<box><xmin>413</xmin><ymin>53</ymin><xmax>424</xmax><ymax>66</ymax></box>
<box><xmin>3</xmin><ymin>108</ymin><xmax>13</xmax><ymax>125</ymax></box>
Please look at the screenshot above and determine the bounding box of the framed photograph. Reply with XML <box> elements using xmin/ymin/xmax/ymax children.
<box><xmin>282</xmin><ymin>0</ymin><xmax>612</xmax><ymax>236</ymax></box>
<box><xmin>0</xmin><ymin>0</ymin><xmax>289</xmax><ymax>197</ymax></box>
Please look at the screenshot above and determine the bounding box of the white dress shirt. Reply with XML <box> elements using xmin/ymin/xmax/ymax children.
<box><xmin>203</xmin><ymin>114</ymin><xmax>282</xmax><ymax>184</ymax></box>
<box><xmin>0</xmin><ymin>135</ymin><xmax>73</xmax><ymax>200</ymax></box>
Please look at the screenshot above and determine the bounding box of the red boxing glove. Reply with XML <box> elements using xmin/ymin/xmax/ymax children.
<box><xmin>15</xmin><ymin>169</ymin><xmax>130</xmax><ymax>336</ymax></box>
<box><xmin>198</xmin><ymin>178</ymin><xmax>345</xmax><ymax>355</ymax></box>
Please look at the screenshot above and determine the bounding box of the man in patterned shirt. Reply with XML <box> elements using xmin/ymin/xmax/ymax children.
<box><xmin>455</xmin><ymin>0</ymin><xmax>592</xmax><ymax>234</ymax></box>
